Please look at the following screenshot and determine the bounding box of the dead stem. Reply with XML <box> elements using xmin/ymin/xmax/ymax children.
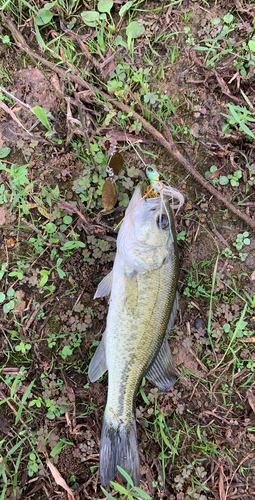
<box><xmin>2</xmin><ymin>11</ymin><xmax>255</xmax><ymax>230</ymax></box>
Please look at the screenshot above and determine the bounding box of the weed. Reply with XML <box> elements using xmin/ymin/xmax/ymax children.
<box><xmin>1</xmin><ymin>2</ymin><xmax>255</xmax><ymax>497</ymax></box>
<box><xmin>171</xmin><ymin>464</ymin><xmax>208</xmax><ymax>499</ymax></box>
<box><xmin>0</xmin><ymin>287</ymin><xmax>22</xmax><ymax>314</ymax></box>
<box><xmin>222</xmin><ymin>103</ymin><xmax>255</xmax><ymax>138</ymax></box>
<box><xmin>101</xmin><ymin>465</ymin><xmax>151</xmax><ymax>499</ymax></box>
<box><xmin>184</xmin><ymin>27</ymin><xmax>195</xmax><ymax>46</ymax></box>
<box><xmin>205</xmin><ymin>165</ymin><xmax>243</xmax><ymax>187</ymax></box>
<box><xmin>233</xmin><ymin>231</ymin><xmax>250</xmax><ymax>251</ymax></box>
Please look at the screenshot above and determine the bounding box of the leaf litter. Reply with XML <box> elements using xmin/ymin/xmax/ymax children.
<box><xmin>0</xmin><ymin>1</ymin><xmax>255</xmax><ymax>499</ymax></box>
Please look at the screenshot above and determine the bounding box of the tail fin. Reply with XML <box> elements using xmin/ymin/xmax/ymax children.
<box><xmin>99</xmin><ymin>409</ymin><xmax>140</xmax><ymax>487</ymax></box>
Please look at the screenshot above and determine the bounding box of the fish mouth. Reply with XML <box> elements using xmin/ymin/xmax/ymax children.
<box><xmin>142</xmin><ymin>196</ymin><xmax>169</xmax><ymax>219</ymax></box>
<box><xmin>128</xmin><ymin>185</ymin><xmax>169</xmax><ymax>215</ymax></box>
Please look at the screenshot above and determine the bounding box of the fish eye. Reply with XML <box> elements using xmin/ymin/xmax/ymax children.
<box><xmin>156</xmin><ymin>214</ymin><xmax>169</xmax><ymax>229</ymax></box>
<box><xmin>147</xmin><ymin>167</ymin><xmax>153</xmax><ymax>172</ymax></box>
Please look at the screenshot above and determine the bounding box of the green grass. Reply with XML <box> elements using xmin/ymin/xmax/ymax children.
<box><xmin>0</xmin><ymin>0</ymin><xmax>255</xmax><ymax>497</ymax></box>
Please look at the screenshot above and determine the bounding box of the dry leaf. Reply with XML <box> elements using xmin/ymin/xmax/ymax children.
<box><xmin>65</xmin><ymin>409</ymin><xmax>72</xmax><ymax>429</ymax></box>
<box><xmin>1</xmin><ymin>367</ymin><xmax>22</xmax><ymax>374</ymax></box>
<box><xmin>16</xmin><ymin>290</ymin><xmax>25</xmax><ymax>300</ymax></box>
<box><xmin>239</xmin><ymin>337</ymin><xmax>255</xmax><ymax>343</ymax></box>
<box><xmin>6</xmin><ymin>237</ymin><xmax>16</xmax><ymax>248</ymax></box>
<box><xmin>38</xmin><ymin>206</ymin><xmax>51</xmax><ymax>219</ymax></box>
<box><xmin>47</xmin><ymin>461</ymin><xmax>75</xmax><ymax>500</ymax></box>
<box><xmin>207</xmin><ymin>165</ymin><xmax>226</xmax><ymax>181</ymax></box>
<box><xmin>248</xmin><ymin>432</ymin><xmax>255</xmax><ymax>443</ymax></box>
<box><xmin>102</xmin><ymin>179</ymin><xmax>118</xmax><ymax>210</ymax></box>
<box><xmin>184</xmin><ymin>202</ymin><xmax>192</xmax><ymax>211</ymax></box>
<box><xmin>247</xmin><ymin>388</ymin><xmax>255</xmax><ymax>412</ymax></box>
<box><xmin>14</xmin><ymin>290</ymin><xmax>26</xmax><ymax>316</ymax></box>
<box><xmin>50</xmin><ymin>73</ymin><xmax>61</xmax><ymax>94</ymax></box>
<box><xmin>61</xmin><ymin>369</ymin><xmax>75</xmax><ymax>404</ymax></box>
<box><xmin>26</xmin><ymin>203</ymin><xmax>39</xmax><ymax>209</ymax></box>
<box><xmin>0</xmin><ymin>206</ymin><xmax>6</xmax><ymax>225</ymax></box>
<box><xmin>14</xmin><ymin>300</ymin><xmax>26</xmax><ymax>316</ymax></box>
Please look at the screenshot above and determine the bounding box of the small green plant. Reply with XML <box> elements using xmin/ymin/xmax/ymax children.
<box><xmin>222</xmin><ymin>247</ymin><xmax>234</xmax><ymax>258</ymax></box>
<box><xmin>101</xmin><ymin>465</ymin><xmax>151</xmax><ymax>499</ymax></box>
<box><xmin>177</xmin><ymin>231</ymin><xmax>186</xmax><ymax>242</ymax></box>
<box><xmin>45</xmin><ymin>399</ymin><xmax>68</xmax><ymax>420</ymax></box>
<box><xmin>172</xmin><ymin>464</ymin><xmax>208</xmax><ymax>499</ymax></box>
<box><xmin>15</xmin><ymin>341</ymin><xmax>32</xmax><ymax>354</ymax></box>
<box><xmin>222</xmin><ymin>103</ymin><xmax>255</xmax><ymax>138</ymax></box>
<box><xmin>219</xmin><ymin>170</ymin><xmax>242</xmax><ymax>187</ymax></box>
<box><xmin>233</xmin><ymin>232</ymin><xmax>250</xmax><ymax>251</ymax></box>
<box><xmin>107</xmin><ymin>64</ymin><xmax>129</xmax><ymax>95</ymax></box>
<box><xmin>0</xmin><ymin>34</ymin><xmax>11</xmax><ymax>46</ymax></box>
<box><xmin>0</xmin><ymin>287</ymin><xmax>22</xmax><ymax>314</ymax></box>
<box><xmin>184</xmin><ymin>27</ymin><xmax>195</xmax><ymax>46</ymax></box>
<box><xmin>32</xmin><ymin>106</ymin><xmax>62</xmax><ymax>143</ymax></box>
<box><xmin>39</xmin><ymin>258</ymin><xmax>67</xmax><ymax>286</ymax></box>
<box><xmin>27</xmin><ymin>453</ymin><xmax>39</xmax><ymax>477</ymax></box>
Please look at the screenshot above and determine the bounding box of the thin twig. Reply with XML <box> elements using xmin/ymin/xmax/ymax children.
<box><xmin>2</xmin><ymin>12</ymin><xmax>255</xmax><ymax>229</ymax></box>
<box><xmin>23</xmin><ymin>290</ymin><xmax>61</xmax><ymax>332</ymax></box>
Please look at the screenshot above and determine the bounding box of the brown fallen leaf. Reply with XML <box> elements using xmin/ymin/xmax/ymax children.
<box><xmin>248</xmin><ymin>432</ymin><xmax>255</xmax><ymax>443</ymax></box>
<box><xmin>46</xmin><ymin>461</ymin><xmax>75</xmax><ymax>500</ymax></box>
<box><xmin>207</xmin><ymin>164</ymin><xmax>226</xmax><ymax>181</ymax></box>
<box><xmin>6</xmin><ymin>237</ymin><xmax>16</xmax><ymax>248</ymax></box>
<box><xmin>102</xmin><ymin>179</ymin><xmax>118</xmax><ymax>211</ymax></box>
<box><xmin>247</xmin><ymin>388</ymin><xmax>255</xmax><ymax>412</ymax></box>
<box><xmin>184</xmin><ymin>201</ymin><xmax>192</xmax><ymax>211</ymax></box>
<box><xmin>14</xmin><ymin>290</ymin><xmax>26</xmax><ymax>316</ymax></box>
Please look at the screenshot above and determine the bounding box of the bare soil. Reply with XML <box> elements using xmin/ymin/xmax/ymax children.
<box><xmin>1</xmin><ymin>1</ymin><xmax>255</xmax><ymax>499</ymax></box>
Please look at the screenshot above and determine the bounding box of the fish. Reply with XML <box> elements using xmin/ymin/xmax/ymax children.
<box><xmin>88</xmin><ymin>184</ymin><xmax>180</xmax><ymax>486</ymax></box>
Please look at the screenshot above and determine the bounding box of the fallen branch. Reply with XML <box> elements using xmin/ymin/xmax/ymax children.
<box><xmin>2</xmin><ymin>12</ymin><xmax>255</xmax><ymax>229</ymax></box>
<box><xmin>104</xmin><ymin>94</ymin><xmax>255</xmax><ymax>229</ymax></box>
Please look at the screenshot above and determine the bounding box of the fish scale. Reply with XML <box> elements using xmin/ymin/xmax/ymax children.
<box><xmin>88</xmin><ymin>184</ymin><xmax>181</xmax><ymax>486</ymax></box>
<box><xmin>106</xmin><ymin>257</ymin><xmax>177</xmax><ymax>422</ymax></box>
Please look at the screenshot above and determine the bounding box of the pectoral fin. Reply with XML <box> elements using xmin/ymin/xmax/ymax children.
<box><xmin>88</xmin><ymin>335</ymin><xmax>107</xmax><ymax>382</ymax></box>
<box><xmin>145</xmin><ymin>292</ymin><xmax>179</xmax><ymax>391</ymax></box>
<box><xmin>94</xmin><ymin>271</ymin><xmax>113</xmax><ymax>299</ymax></box>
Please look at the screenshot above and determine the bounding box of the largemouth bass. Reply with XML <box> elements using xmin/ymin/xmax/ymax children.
<box><xmin>88</xmin><ymin>185</ymin><xmax>180</xmax><ymax>486</ymax></box>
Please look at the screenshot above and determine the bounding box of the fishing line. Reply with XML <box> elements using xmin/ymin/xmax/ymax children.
<box><xmin>80</xmin><ymin>80</ymin><xmax>184</xmax><ymax>224</ymax></box>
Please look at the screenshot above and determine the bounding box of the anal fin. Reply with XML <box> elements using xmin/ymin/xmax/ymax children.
<box><xmin>88</xmin><ymin>335</ymin><xmax>107</xmax><ymax>382</ymax></box>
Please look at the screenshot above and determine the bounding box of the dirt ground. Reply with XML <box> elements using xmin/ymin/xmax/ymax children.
<box><xmin>1</xmin><ymin>0</ymin><xmax>255</xmax><ymax>499</ymax></box>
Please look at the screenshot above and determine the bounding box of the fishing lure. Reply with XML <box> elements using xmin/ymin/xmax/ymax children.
<box><xmin>115</xmin><ymin>165</ymin><xmax>184</xmax><ymax>232</ymax></box>
<box><xmin>146</xmin><ymin>165</ymin><xmax>184</xmax><ymax>213</ymax></box>
<box><xmin>102</xmin><ymin>149</ymin><xmax>124</xmax><ymax>211</ymax></box>
<box><xmin>145</xmin><ymin>165</ymin><xmax>184</xmax><ymax>241</ymax></box>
